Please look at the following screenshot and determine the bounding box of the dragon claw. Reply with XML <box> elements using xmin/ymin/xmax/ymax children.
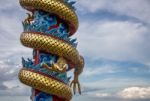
<box><xmin>70</xmin><ymin>78</ymin><xmax>81</xmax><ymax>95</ymax></box>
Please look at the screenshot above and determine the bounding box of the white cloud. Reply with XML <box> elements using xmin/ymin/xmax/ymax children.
<box><xmin>81</xmin><ymin>86</ymin><xmax>150</xmax><ymax>100</ymax></box>
<box><xmin>118</xmin><ymin>87</ymin><xmax>150</xmax><ymax>99</ymax></box>
<box><xmin>0</xmin><ymin>0</ymin><xmax>34</xmax><ymax>96</ymax></box>
<box><xmin>0</xmin><ymin>80</ymin><xmax>30</xmax><ymax>96</ymax></box>
<box><xmin>0</xmin><ymin>53</ymin><xmax>31</xmax><ymax>96</ymax></box>
<box><xmin>0</xmin><ymin>60</ymin><xmax>19</xmax><ymax>80</ymax></box>
<box><xmin>0</xmin><ymin>0</ymin><xmax>17</xmax><ymax>10</ymax></box>
<box><xmin>77</xmin><ymin>0</ymin><xmax>150</xmax><ymax>23</ymax></box>
<box><xmin>0</xmin><ymin>0</ymin><xmax>26</xmax><ymax>43</ymax></box>
<box><xmin>76</xmin><ymin>20</ymin><xmax>150</xmax><ymax>63</ymax></box>
<box><xmin>81</xmin><ymin>85</ymin><xmax>112</xmax><ymax>98</ymax></box>
<box><xmin>96</xmin><ymin>93</ymin><xmax>111</xmax><ymax>97</ymax></box>
<box><xmin>0</xmin><ymin>15</ymin><xmax>21</xmax><ymax>41</ymax></box>
<box><xmin>0</xmin><ymin>58</ymin><xmax>31</xmax><ymax>96</ymax></box>
<box><xmin>81</xmin><ymin>77</ymin><xmax>150</xmax><ymax>91</ymax></box>
<box><xmin>82</xmin><ymin>65</ymin><xmax>120</xmax><ymax>77</ymax></box>
<box><xmin>84</xmin><ymin>91</ymin><xmax>112</xmax><ymax>98</ymax></box>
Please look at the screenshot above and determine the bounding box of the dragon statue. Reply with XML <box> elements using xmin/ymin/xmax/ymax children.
<box><xmin>18</xmin><ymin>0</ymin><xmax>84</xmax><ymax>101</ymax></box>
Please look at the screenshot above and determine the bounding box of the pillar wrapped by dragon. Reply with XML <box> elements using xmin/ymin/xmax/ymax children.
<box><xmin>18</xmin><ymin>0</ymin><xmax>84</xmax><ymax>101</ymax></box>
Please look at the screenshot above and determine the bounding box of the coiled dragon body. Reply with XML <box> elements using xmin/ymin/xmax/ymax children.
<box><xmin>18</xmin><ymin>0</ymin><xmax>84</xmax><ymax>101</ymax></box>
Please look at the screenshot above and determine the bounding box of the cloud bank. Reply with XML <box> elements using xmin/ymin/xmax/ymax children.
<box><xmin>119</xmin><ymin>87</ymin><xmax>150</xmax><ymax>99</ymax></box>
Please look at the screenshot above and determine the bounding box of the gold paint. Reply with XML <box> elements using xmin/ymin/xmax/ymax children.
<box><xmin>23</xmin><ymin>13</ymin><xmax>34</xmax><ymax>25</ymax></box>
<box><xmin>19</xmin><ymin>0</ymin><xmax>85</xmax><ymax>97</ymax></box>
<box><xmin>42</xmin><ymin>57</ymin><xmax>68</xmax><ymax>73</ymax></box>
<box><xmin>19</xmin><ymin>69</ymin><xmax>72</xmax><ymax>100</ymax></box>
<box><xmin>19</xmin><ymin>0</ymin><xmax>78</xmax><ymax>35</ymax></box>
<box><xmin>20</xmin><ymin>32</ymin><xmax>84</xmax><ymax>95</ymax></box>
<box><xmin>20</xmin><ymin>32</ymin><xmax>84</xmax><ymax>69</ymax></box>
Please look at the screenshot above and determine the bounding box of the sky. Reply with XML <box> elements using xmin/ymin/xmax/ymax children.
<box><xmin>0</xmin><ymin>0</ymin><xmax>150</xmax><ymax>101</ymax></box>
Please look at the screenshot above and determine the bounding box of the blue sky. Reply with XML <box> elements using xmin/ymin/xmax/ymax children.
<box><xmin>0</xmin><ymin>0</ymin><xmax>150</xmax><ymax>101</ymax></box>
